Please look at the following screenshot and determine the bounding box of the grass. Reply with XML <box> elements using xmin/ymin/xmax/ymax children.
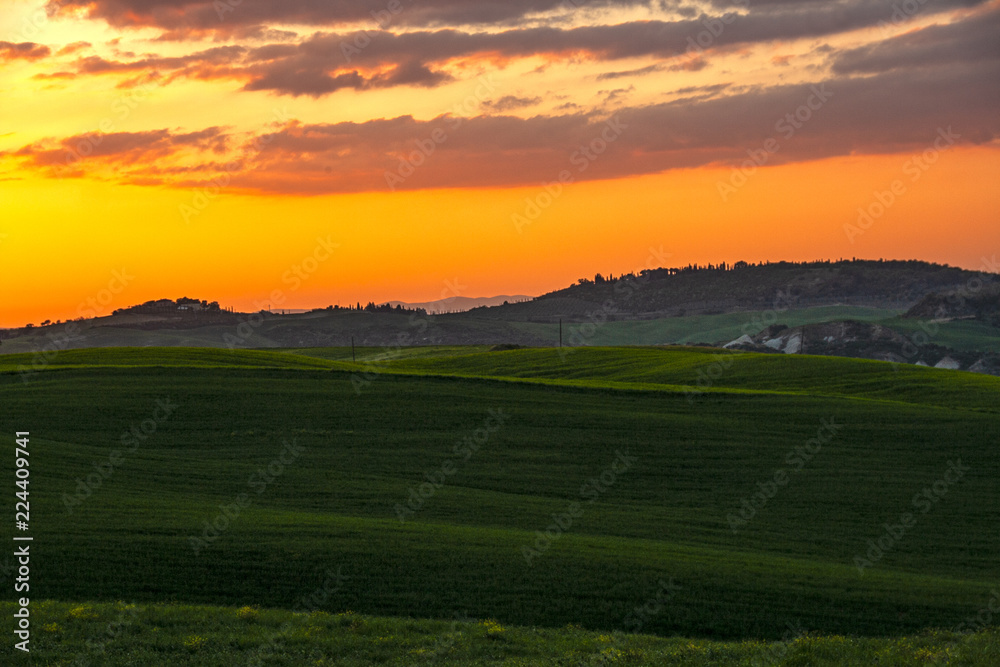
<box><xmin>879</xmin><ymin>317</ymin><xmax>1000</xmax><ymax>353</ymax></box>
<box><xmin>7</xmin><ymin>600</ymin><xmax>998</xmax><ymax>665</ymax></box>
<box><xmin>513</xmin><ymin>305</ymin><xmax>903</xmax><ymax>346</ymax></box>
<box><xmin>2</xmin><ymin>304</ymin><xmax>995</xmax><ymax>362</ymax></box>
<box><xmin>354</xmin><ymin>346</ymin><xmax>1000</xmax><ymax>411</ymax></box>
<box><xmin>0</xmin><ymin>346</ymin><xmax>997</xmax><ymax>661</ymax></box>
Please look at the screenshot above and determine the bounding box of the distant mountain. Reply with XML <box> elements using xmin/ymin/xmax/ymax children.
<box><xmin>388</xmin><ymin>295</ymin><xmax>533</xmax><ymax>314</ymax></box>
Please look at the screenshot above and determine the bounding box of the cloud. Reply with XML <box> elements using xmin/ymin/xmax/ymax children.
<box><xmin>241</xmin><ymin>60</ymin><xmax>451</xmax><ymax>97</ymax></box>
<box><xmin>9</xmin><ymin>51</ymin><xmax>1000</xmax><ymax>194</ymax></box>
<box><xmin>190</xmin><ymin>60</ymin><xmax>1000</xmax><ymax>192</ymax></box>
<box><xmin>832</xmin><ymin>6</ymin><xmax>1000</xmax><ymax>74</ymax></box>
<box><xmin>56</xmin><ymin>41</ymin><xmax>91</xmax><ymax>56</ymax></box>
<box><xmin>35</xmin><ymin>0</ymin><xmax>996</xmax><ymax>99</ymax></box>
<box><xmin>6</xmin><ymin>128</ymin><xmax>230</xmax><ymax>173</ymax></box>
<box><xmin>596</xmin><ymin>64</ymin><xmax>664</xmax><ymax>80</ymax></box>
<box><xmin>669</xmin><ymin>82</ymin><xmax>732</xmax><ymax>99</ymax></box>
<box><xmin>482</xmin><ymin>95</ymin><xmax>543</xmax><ymax>112</ymax></box>
<box><xmin>47</xmin><ymin>0</ymin><xmax>652</xmax><ymax>34</ymax></box>
<box><xmin>0</xmin><ymin>42</ymin><xmax>51</xmax><ymax>61</ymax></box>
<box><xmin>600</xmin><ymin>85</ymin><xmax>635</xmax><ymax>104</ymax></box>
<box><xmin>51</xmin><ymin>0</ymin><xmax>989</xmax><ymax>38</ymax></box>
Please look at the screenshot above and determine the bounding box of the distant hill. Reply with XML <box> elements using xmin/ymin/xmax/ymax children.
<box><xmin>904</xmin><ymin>282</ymin><xmax>1000</xmax><ymax>326</ymax></box>
<box><xmin>388</xmin><ymin>295</ymin><xmax>533</xmax><ymax>313</ymax></box>
<box><xmin>1</xmin><ymin>259</ymin><xmax>997</xmax><ymax>374</ymax></box>
<box><xmin>722</xmin><ymin>320</ymin><xmax>1000</xmax><ymax>374</ymax></box>
<box><xmin>473</xmin><ymin>259</ymin><xmax>995</xmax><ymax>321</ymax></box>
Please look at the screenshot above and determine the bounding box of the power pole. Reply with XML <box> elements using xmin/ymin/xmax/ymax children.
<box><xmin>351</xmin><ymin>336</ymin><xmax>356</xmax><ymax>363</ymax></box>
<box><xmin>559</xmin><ymin>319</ymin><xmax>562</xmax><ymax>348</ymax></box>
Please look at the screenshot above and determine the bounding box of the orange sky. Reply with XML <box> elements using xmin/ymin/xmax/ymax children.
<box><xmin>1</xmin><ymin>0</ymin><xmax>998</xmax><ymax>327</ymax></box>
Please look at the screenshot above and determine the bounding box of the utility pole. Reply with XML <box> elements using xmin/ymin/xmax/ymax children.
<box><xmin>559</xmin><ymin>319</ymin><xmax>562</xmax><ymax>348</ymax></box>
<box><xmin>351</xmin><ymin>336</ymin><xmax>356</xmax><ymax>363</ymax></box>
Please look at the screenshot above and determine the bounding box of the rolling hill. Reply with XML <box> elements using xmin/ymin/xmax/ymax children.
<box><xmin>1</xmin><ymin>345</ymin><xmax>997</xmax><ymax>664</ymax></box>
<box><xmin>2</xmin><ymin>260</ymin><xmax>998</xmax><ymax>375</ymax></box>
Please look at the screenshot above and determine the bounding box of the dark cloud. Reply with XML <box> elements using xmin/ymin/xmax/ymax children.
<box><xmin>596</xmin><ymin>64</ymin><xmax>664</xmax><ymax>80</ymax></box>
<box><xmin>7</xmin><ymin>127</ymin><xmax>230</xmax><ymax>170</ymax></box>
<box><xmin>37</xmin><ymin>0</ymin><xmax>997</xmax><ymax>98</ymax></box>
<box><xmin>68</xmin><ymin>44</ymin><xmax>247</xmax><ymax>75</ymax></box>
<box><xmin>711</xmin><ymin>0</ymin><xmax>977</xmax><ymax>11</ymax></box>
<box><xmin>50</xmin><ymin>0</ymin><xmax>988</xmax><ymax>37</ymax></box>
<box><xmin>47</xmin><ymin>0</ymin><xmax>651</xmax><ymax>33</ymax></box>
<box><xmin>25</xmin><ymin>59</ymin><xmax>995</xmax><ymax>193</ymax></box>
<box><xmin>482</xmin><ymin>95</ymin><xmax>543</xmax><ymax>112</ymax></box>
<box><xmin>669</xmin><ymin>82</ymin><xmax>732</xmax><ymax>100</ymax></box>
<box><xmin>832</xmin><ymin>6</ymin><xmax>1000</xmax><ymax>74</ymax></box>
<box><xmin>217</xmin><ymin>60</ymin><xmax>1000</xmax><ymax>193</ymax></box>
<box><xmin>56</xmin><ymin>41</ymin><xmax>91</xmax><ymax>56</ymax></box>
<box><xmin>600</xmin><ymin>85</ymin><xmax>635</xmax><ymax>103</ymax></box>
<box><xmin>241</xmin><ymin>60</ymin><xmax>451</xmax><ymax>97</ymax></box>
<box><xmin>0</xmin><ymin>41</ymin><xmax>51</xmax><ymax>61</ymax></box>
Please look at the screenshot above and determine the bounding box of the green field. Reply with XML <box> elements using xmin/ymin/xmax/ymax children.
<box><xmin>878</xmin><ymin>317</ymin><xmax>1000</xmax><ymax>353</ymax></box>
<box><xmin>5</xmin><ymin>600</ymin><xmax>998</xmax><ymax>665</ymax></box>
<box><xmin>4</xmin><ymin>304</ymin><xmax>998</xmax><ymax>359</ymax></box>
<box><xmin>1</xmin><ymin>346</ymin><xmax>998</xmax><ymax>663</ymax></box>
<box><xmin>513</xmin><ymin>305</ymin><xmax>904</xmax><ymax>346</ymax></box>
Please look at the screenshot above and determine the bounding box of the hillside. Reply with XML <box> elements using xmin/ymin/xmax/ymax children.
<box><xmin>1</xmin><ymin>261</ymin><xmax>997</xmax><ymax>373</ymax></box>
<box><xmin>904</xmin><ymin>283</ymin><xmax>1000</xmax><ymax>326</ymax></box>
<box><xmin>474</xmin><ymin>259</ymin><xmax>995</xmax><ymax>321</ymax></box>
<box><xmin>721</xmin><ymin>320</ymin><xmax>1000</xmax><ymax>373</ymax></box>
<box><xmin>1</xmin><ymin>347</ymin><xmax>997</xmax><ymax>649</ymax></box>
<box><xmin>389</xmin><ymin>295</ymin><xmax>534</xmax><ymax>313</ymax></box>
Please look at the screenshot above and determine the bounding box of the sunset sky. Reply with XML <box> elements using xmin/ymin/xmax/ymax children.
<box><xmin>1</xmin><ymin>0</ymin><xmax>998</xmax><ymax>327</ymax></box>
